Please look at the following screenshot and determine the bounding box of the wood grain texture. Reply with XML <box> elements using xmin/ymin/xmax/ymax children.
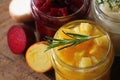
<box><xmin>0</xmin><ymin>0</ymin><xmax>54</xmax><ymax>80</ymax></box>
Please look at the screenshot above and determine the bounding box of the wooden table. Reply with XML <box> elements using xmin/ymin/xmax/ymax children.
<box><xmin>0</xmin><ymin>0</ymin><xmax>54</xmax><ymax>80</ymax></box>
<box><xmin>0</xmin><ymin>0</ymin><xmax>120</xmax><ymax>80</ymax></box>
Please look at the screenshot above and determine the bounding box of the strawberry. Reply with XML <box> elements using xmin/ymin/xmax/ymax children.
<box><xmin>7</xmin><ymin>24</ymin><xmax>36</xmax><ymax>54</ymax></box>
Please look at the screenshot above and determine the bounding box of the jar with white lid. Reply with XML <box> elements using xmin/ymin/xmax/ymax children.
<box><xmin>91</xmin><ymin>0</ymin><xmax>120</xmax><ymax>56</ymax></box>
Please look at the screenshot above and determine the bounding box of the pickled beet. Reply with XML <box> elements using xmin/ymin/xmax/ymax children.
<box><xmin>34</xmin><ymin>0</ymin><xmax>45</xmax><ymax>9</ymax></box>
<box><xmin>31</xmin><ymin>0</ymin><xmax>90</xmax><ymax>40</ymax></box>
<box><xmin>49</xmin><ymin>7</ymin><xmax>67</xmax><ymax>16</ymax></box>
<box><xmin>33</xmin><ymin>0</ymin><xmax>83</xmax><ymax>17</ymax></box>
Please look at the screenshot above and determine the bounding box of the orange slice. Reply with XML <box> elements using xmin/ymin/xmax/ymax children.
<box><xmin>26</xmin><ymin>41</ymin><xmax>52</xmax><ymax>72</ymax></box>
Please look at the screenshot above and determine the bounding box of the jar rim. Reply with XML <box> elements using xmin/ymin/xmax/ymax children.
<box><xmin>52</xmin><ymin>20</ymin><xmax>112</xmax><ymax>71</ymax></box>
<box><xmin>31</xmin><ymin>0</ymin><xmax>89</xmax><ymax>19</ymax></box>
<box><xmin>93</xmin><ymin>0</ymin><xmax>120</xmax><ymax>22</ymax></box>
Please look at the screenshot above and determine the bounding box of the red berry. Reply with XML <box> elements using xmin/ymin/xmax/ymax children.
<box><xmin>7</xmin><ymin>24</ymin><xmax>36</xmax><ymax>54</ymax></box>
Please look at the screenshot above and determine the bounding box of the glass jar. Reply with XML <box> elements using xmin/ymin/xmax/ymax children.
<box><xmin>31</xmin><ymin>0</ymin><xmax>91</xmax><ymax>40</ymax></box>
<box><xmin>51</xmin><ymin>20</ymin><xmax>114</xmax><ymax>80</ymax></box>
<box><xmin>91</xmin><ymin>0</ymin><xmax>120</xmax><ymax>55</ymax></box>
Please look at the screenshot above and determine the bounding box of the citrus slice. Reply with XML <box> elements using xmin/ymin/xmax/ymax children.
<box><xmin>26</xmin><ymin>41</ymin><xmax>52</xmax><ymax>72</ymax></box>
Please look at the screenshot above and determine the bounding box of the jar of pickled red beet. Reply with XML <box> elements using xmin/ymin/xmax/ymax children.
<box><xmin>91</xmin><ymin>0</ymin><xmax>120</xmax><ymax>56</ymax></box>
<box><xmin>31</xmin><ymin>0</ymin><xmax>91</xmax><ymax>40</ymax></box>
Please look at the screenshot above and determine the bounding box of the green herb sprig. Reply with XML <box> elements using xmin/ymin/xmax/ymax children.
<box><xmin>96</xmin><ymin>0</ymin><xmax>120</xmax><ymax>10</ymax></box>
<box><xmin>45</xmin><ymin>31</ymin><xmax>101</xmax><ymax>51</ymax></box>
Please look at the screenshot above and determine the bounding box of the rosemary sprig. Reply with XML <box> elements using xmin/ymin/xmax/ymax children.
<box><xmin>96</xmin><ymin>0</ymin><xmax>120</xmax><ymax>10</ymax></box>
<box><xmin>45</xmin><ymin>31</ymin><xmax>101</xmax><ymax>51</ymax></box>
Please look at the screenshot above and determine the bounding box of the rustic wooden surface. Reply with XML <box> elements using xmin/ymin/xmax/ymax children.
<box><xmin>0</xmin><ymin>0</ymin><xmax>54</xmax><ymax>80</ymax></box>
<box><xmin>0</xmin><ymin>0</ymin><xmax>120</xmax><ymax>80</ymax></box>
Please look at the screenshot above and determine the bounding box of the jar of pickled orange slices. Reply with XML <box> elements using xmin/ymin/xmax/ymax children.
<box><xmin>51</xmin><ymin>20</ymin><xmax>114</xmax><ymax>80</ymax></box>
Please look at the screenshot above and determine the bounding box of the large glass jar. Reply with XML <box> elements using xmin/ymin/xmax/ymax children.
<box><xmin>51</xmin><ymin>20</ymin><xmax>114</xmax><ymax>80</ymax></box>
<box><xmin>91</xmin><ymin>0</ymin><xmax>120</xmax><ymax>56</ymax></box>
<box><xmin>31</xmin><ymin>0</ymin><xmax>91</xmax><ymax>40</ymax></box>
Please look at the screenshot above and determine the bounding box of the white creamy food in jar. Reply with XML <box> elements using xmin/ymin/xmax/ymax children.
<box><xmin>94</xmin><ymin>0</ymin><xmax>120</xmax><ymax>34</ymax></box>
<box><xmin>99</xmin><ymin>1</ymin><xmax>120</xmax><ymax>19</ymax></box>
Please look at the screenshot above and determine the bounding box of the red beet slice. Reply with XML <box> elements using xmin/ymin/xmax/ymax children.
<box><xmin>7</xmin><ymin>24</ymin><xmax>36</xmax><ymax>54</ymax></box>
